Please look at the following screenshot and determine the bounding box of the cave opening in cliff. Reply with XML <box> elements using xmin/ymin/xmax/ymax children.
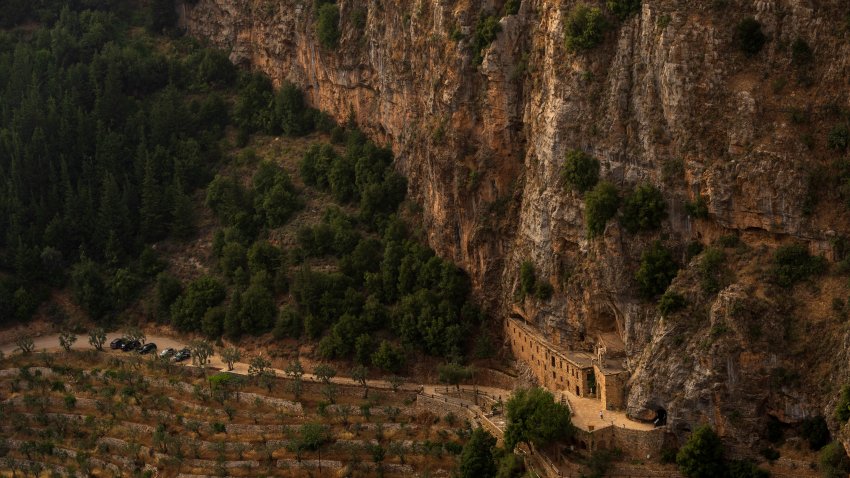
<box><xmin>654</xmin><ymin>408</ymin><xmax>668</xmax><ymax>427</ymax></box>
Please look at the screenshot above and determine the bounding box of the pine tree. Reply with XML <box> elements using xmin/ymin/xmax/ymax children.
<box><xmin>170</xmin><ymin>176</ymin><xmax>195</xmax><ymax>239</ymax></box>
<box><xmin>224</xmin><ymin>291</ymin><xmax>243</xmax><ymax>339</ymax></box>
<box><xmin>139</xmin><ymin>155</ymin><xmax>164</xmax><ymax>242</ymax></box>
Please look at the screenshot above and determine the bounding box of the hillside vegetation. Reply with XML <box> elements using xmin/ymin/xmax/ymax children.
<box><xmin>0</xmin><ymin>0</ymin><xmax>493</xmax><ymax>376</ymax></box>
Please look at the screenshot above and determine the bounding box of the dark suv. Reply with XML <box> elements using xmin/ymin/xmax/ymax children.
<box><xmin>109</xmin><ymin>338</ymin><xmax>126</xmax><ymax>350</ymax></box>
<box><xmin>173</xmin><ymin>348</ymin><xmax>191</xmax><ymax>362</ymax></box>
<box><xmin>121</xmin><ymin>340</ymin><xmax>141</xmax><ymax>352</ymax></box>
<box><xmin>138</xmin><ymin>343</ymin><xmax>157</xmax><ymax>355</ymax></box>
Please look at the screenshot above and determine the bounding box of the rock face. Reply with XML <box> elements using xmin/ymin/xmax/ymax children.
<box><xmin>184</xmin><ymin>0</ymin><xmax>850</xmax><ymax>449</ymax></box>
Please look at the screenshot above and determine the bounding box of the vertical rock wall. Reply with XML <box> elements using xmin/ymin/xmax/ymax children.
<box><xmin>185</xmin><ymin>0</ymin><xmax>850</xmax><ymax>447</ymax></box>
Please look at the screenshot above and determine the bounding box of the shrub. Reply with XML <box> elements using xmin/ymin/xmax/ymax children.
<box><xmin>562</xmin><ymin>149</ymin><xmax>600</xmax><ymax>193</ymax></box>
<box><xmin>504</xmin><ymin>0</ymin><xmax>520</xmax><ymax>16</ymax></box>
<box><xmin>770</xmin><ymin>243</ymin><xmax>825</xmax><ymax>287</ymax></box>
<box><xmin>316</xmin><ymin>3</ymin><xmax>340</xmax><ymax>49</ymax></box>
<box><xmin>828</xmin><ymin>124</ymin><xmax>849</xmax><ymax>151</ymax></box>
<box><xmin>835</xmin><ymin>385</ymin><xmax>850</xmax><ymax>422</ymax></box>
<box><xmin>735</xmin><ymin>18</ymin><xmax>766</xmax><ymax>57</ymax></box>
<box><xmin>620</xmin><ymin>183</ymin><xmax>667</xmax><ymax>233</ymax></box>
<box><xmin>607</xmin><ymin>0</ymin><xmax>641</xmax><ymax>20</ymax></box>
<box><xmin>472</xmin><ymin>13</ymin><xmax>501</xmax><ymax>65</ymax></box>
<box><xmin>686</xmin><ymin>195</ymin><xmax>709</xmax><ymax>219</ymax></box>
<box><xmin>584</xmin><ymin>181</ymin><xmax>620</xmax><ymax>237</ymax></box>
<box><xmin>698</xmin><ymin>247</ymin><xmax>725</xmax><ymax>294</ymax></box>
<box><xmin>800</xmin><ymin>415</ymin><xmax>830</xmax><ymax>450</ymax></box>
<box><xmin>686</xmin><ymin>241</ymin><xmax>704</xmax><ymax>261</ymax></box>
<box><xmin>727</xmin><ymin>460</ymin><xmax>769</xmax><ymax>478</ymax></box>
<box><xmin>758</xmin><ymin>447</ymin><xmax>779</xmax><ymax>461</ymax></box>
<box><xmin>519</xmin><ymin>261</ymin><xmax>536</xmax><ymax>298</ymax></box>
<box><xmin>565</xmin><ymin>5</ymin><xmax>607</xmax><ymax>52</ymax></box>
<box><xmin>658</xmin><ymin>290</ymin><xmax>686</xmax><ymax>315</ymax></box>
<box><xmin>716</xmin><ymin>234</ymin><xmax>741</xmax><ymax>248</ymax></box>
<box><xmin>534</xmin><ymin>282</ymin><xmax>554</xmax><ymax>300</ymax></box>
<box><xmin>820</xmin><ymin>441</ymin><xmax>850</xmax><ymax>478</ymax></box>
<box><xmin>635</xmin><ymin>241</ymin><xmax>678</xmax><ymax>299</ymax></box>
<box><xmin>791</xmin><ymin>37</ymin><xmax>812</xmax><ymax>66</ymax></box>
<box><xmin>676</xmin><ymin>425</ymin><xmax>725</xmax><ymax>478</ymax></box>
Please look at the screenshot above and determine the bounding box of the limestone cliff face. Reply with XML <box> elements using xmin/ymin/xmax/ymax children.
<box><xmin>184</xmin><ymin>0</ymin><xmax>850</xmax><ymax>449</ymax></box>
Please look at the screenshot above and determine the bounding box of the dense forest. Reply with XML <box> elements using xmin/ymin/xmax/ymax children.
<box><xmin>0</xmin><ymin>0</ymin><xmax>488</xmax><ymax>370</ymax></box>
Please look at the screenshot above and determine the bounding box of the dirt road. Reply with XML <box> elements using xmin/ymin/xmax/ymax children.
<box><xmin>0</xmin><ymin>331</ymin><xmax>187</xmax><ymax>357</ymax></box>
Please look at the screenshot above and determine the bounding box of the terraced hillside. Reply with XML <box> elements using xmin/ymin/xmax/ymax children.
<box><xmin>0</xmin><ymin>350</ymin><xmax>475</xmax><ymax>477</ymax></box>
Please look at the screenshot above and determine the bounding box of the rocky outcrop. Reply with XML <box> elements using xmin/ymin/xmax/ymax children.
<box><xmin>184</xmin><ymin>0</ymin><xmax>850</xmax><ymax>449</ymax></box>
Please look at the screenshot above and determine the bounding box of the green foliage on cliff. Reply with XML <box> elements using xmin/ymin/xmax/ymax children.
<box><xmin>698</xmin><ymin>247</ymin><xmax>726</xmax><ymax>294</ymax></box>
<box><xmin>317</xmin><ymin>3</ymin><xmax>341</xmax><ymax>49</ymax></box>
<box><xmin>635</xmin><ymin>241</ymin><xmax>678</xmax><ymax>299</ymax></box>
<box><xmin>517</xmin><ymin>261</ymin><xmax>553</xmax><ymax>301</ymax></box>
<box><xmin>620</xmin><ymin>183</ymin><xmax>667</xmax><ymax>233</ymax></box>
<box><xmin>565</xmin><ymin>5</ymin><xmax>607</xmax><ymax>52</ymax></box>
<box><xmin>472</xmin><ymin>13</ymin><xmax>502</xmax><ymax>65</ymax></box>
<box><xmin>658</xmin><ymin>290</ymin><xmax>686</xmax><ymax>316</ymax></box>
<box><xmin>686</xmin><ymin>195</ymin><xmax>710</xmax><ymax>219</ymax></box>
<box><xmin>504</xmin><ymin>0</ymin><xmax>521</xmax><ymax>16</ymax></box>
<box><xmin>607</xmin><ymin>0</ymin><xmax>641</xmax><ymax>20</ymax></box>
<box><xmin>584</xmin><ymin>181</ymin><xmax>620</xmax><ymax>237</ymax></box>
<box><xmin>770</xmin><ymin>243</ymin><xmax>826</xmax><ymax>288</ymax></box>
<box><xmin>562</xmin><ymin>149</ymin><xmax>600</xmax><ymax>193</ymax></box>
<box><xmin>820</xmin><ymin>442</ymin><xmax>850</xmax><ymax>478</ymax></box>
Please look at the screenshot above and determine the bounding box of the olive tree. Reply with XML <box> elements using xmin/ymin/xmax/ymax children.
<box><xmin>59</xmin><ymin>330</ymin><xmax>77</xmax><ymax>352</ymax></box>
<box><xmin>190</xmin><ymin>339</ymin><xmax>214</xmax><ymax>368</ymax></box>
<box><xmin>88</xmin><ymin>328</ymin><xmax>107</xmax><ymax>351</ymax></box>
<box><xmin>220</xmin><ymin>347</ymin><xmax>241</xmax><ymax>371</ymax></box>
<box><xmin>14</xmin><ymin>334</ymin><xmax>34</xmax><ymax>355</ymax></box>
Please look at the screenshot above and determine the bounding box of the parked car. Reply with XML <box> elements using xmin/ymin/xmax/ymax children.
<box><xmin>159</xmin><ymin>347</ymin><xmax>175</xmax><ymax>359</ymax></box>
<box><xmin>138</xmin><ymin>343</ymin><xmax>157</xmax><ymax>355</ymax></box>
<box><xmin>121</xmin><ymin>340</ymin><xmax>141</xmax><ymax>352</ymax></box>
<box><xmin>109</xmin><ymin>338</ymin><xmax>125</xmax><ymax>350</ymax></box>
<box><xmin>173</xmin><ymin>348</ymin><xmax>191</xmax><ymax>362</ymax></box>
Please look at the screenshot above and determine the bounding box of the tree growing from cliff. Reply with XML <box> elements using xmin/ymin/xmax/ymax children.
<box><xmin>676</xmin><ymin>425</ymin><xmax>726</xmax><ymax>478</ymax></box>
<box><xmin>472</xmin><ymin>13</ymin><xmax>502</xmax><ymax>65</ymax></box>
<box><xmin>657</xmin><ymin>290</ymin><xmax>686</xmax><ymax>316</ymax></box>
<box><xmin>607</xmin><ymin>0</ymin><xmax>641</xmax><ymax>20</ymax></box>
<box><xmin>584</xmin><ymin>181</ymin><xmax>620</xmax><ymax>237</ymax></box>
<box><xmin>504</xmin><ymin>387</ymin><xmax>574</xmax><ymax>450</ymax></box>
<box><xmin>459</xmin><ymin>427</ymin><xmax>497</xmax><ymax>478</ymax></box>
<box><xmin>565</xmin><ymin>5</ymin><xmax>608</xmax><ymax>52</ymax></box>
<box><xmin>635</xmin><ymin>241</ymin><xmax>678</xmax><ymax>299</ymax></box>
<box><xmin>619</xmin><ymin>183</ymin><xmax>667</xmax><ymax>233</ymax></box>
<box><xmin>562</xmin><ymin>149</ymin><xmax>600</xmax><ymax>193</ymax></box>
<box><xmin>316</xmin><ymin>3</ymin><xmax>341</xmax><ymax>49</ymax></box>
<box><xmin>770</xmin><ymin>243</ymin><xmax>825</xmax><ymax>288</ymax></box>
